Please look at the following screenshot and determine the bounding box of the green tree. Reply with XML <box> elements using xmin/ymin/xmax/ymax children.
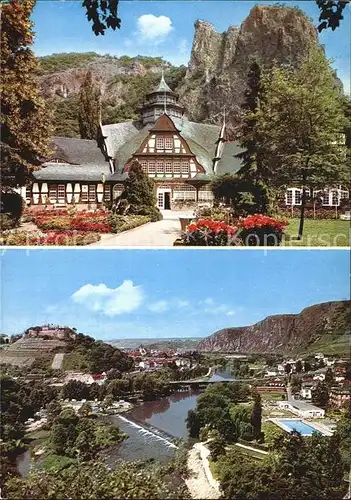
<box><xmin>295</xmin><ymin>360</ymin><xmax>303</xmax><ymax>373</ymax></box>
<box><xmin>116</xmin><ymin>160</ymin><xmax>157</xmax><ymax>215</ymax></box>
<box><xmin>75</xmin><ymin>430</ymin><xmax>94</xmax><ymax>461</ymax></box>
<box><xmin>208</xmin><ymin>435</ymin><xmax>226</xmax><ymax>462</ymax></box>
<box><xmin>186</xmin><ymin>409</ymin><xmax>201</xmax><ymax>439</ymax></box>
<box><xmin>0</xmin><ymin>0</ymin><xmax>52</xmax><ymax>189</ymax></box>
<box><xmin>251</xmin><ymin>391</ymin><xmax>262</xmax><ymax>441</ymax></box>
<box><xmin>236</xmin><ymin>60</ymin><xmax>272</xmax><ymax>214</ymax></box>
<box><xmin>256</xmin><ymin>47</ymin><xmax>348</xmax><ymax>239</ymax></box>
<box><xmin>312</xmin><ymin>381</ymin><xmax>329</xmax><ymax>408</ymax></box>
<box><xmin>5</xmin><ymin>459</ymin><xmax>190</xmax><ymax>499</ymax></box>
<box><xmin>78</xmin><ymin>70</ymin><xmax>100</xmax><ymax>139</ymax></box>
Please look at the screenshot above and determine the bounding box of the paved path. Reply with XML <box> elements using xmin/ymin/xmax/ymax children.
<box><xmin>90</xmin><ymin>211</ymin><xmax>193</xmax><ymax>247</ymax></box>
<box><xmin>51</xmin><ymin>353</ymin><xmax>64</xmax><ymax>370</ymax></box>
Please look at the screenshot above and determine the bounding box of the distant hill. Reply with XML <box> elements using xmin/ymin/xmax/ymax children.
<box><xmin>0</xmin><ymin>329</ymin><xmax>133</xmax><ymax>373</ymax></box>
<box><xmin>109</xmin><ymin>338</ymin><xmax>203</xmax><ymax>351</ymax></box>
<box><xmin>38</xmin><ymin>53</ymin><xmax>186</xmax><ymax>137</ymax></box>
<box><xmin>197</xmin><ymin>301</ymin><xmax>351</xmax><ymax>356</ymax></box>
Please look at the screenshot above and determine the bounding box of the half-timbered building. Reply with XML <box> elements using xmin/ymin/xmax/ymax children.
<box><xmin>22</xmin><ymin>73</ymin><xmax>349</xmax><ymax>212</ymax></box>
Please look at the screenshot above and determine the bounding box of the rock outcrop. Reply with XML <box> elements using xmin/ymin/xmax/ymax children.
<box><xmin>197</xmin><ymin>300</ymin><xmax>351</xmax><ymax>354</ymax></box>
<box><xmin>178</xmin><ymin>5</ymin><xmax>319</xmax><ymax>137</ymax></box>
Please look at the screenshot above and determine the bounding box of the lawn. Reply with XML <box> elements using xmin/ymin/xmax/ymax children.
<box><xmin>283</xmin><ymin>219</ymin><xmax>350</xmax><ymax>247</ymax></box>
<box><xmin>260</xmin><ymin>392</ymin><xmax>285</xmax><ymax>402</ymax></box>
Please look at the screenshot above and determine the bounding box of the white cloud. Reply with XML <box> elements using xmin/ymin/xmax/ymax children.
<box><xmin>71</xmin><ymin>281</ymin><xmax>144</xmax><ymax>317</ymax></box>
<box><xmin>137</xmin><ymin>14</ymin><xmax>173</xmax><ymax>41</ymax></box>
<box><xmin>148</xmin><ymin>300</ymin><xmax>169</xmax><ymax>313</ymax></box>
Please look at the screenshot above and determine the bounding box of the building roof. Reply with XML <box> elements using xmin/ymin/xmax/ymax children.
<box><xmin>151</xmin><ymin>113</ymin><xmax>180</xmax><ymax>132</ymax></box>
<box><xmin>33</xmin><ymin>114</ymin><xmax>245</xmax><ymax>182</ymax></box>
<box><xmin>152</xmin><ymin>72</ymin><xmax>175</xmax><ymax>94</ymax></box>
<box><xmin>289</xmin><ymin>400</ymin><xmax>324</xmax><ymax>412</ymax></box>
<box><xmin>215</xmin><ymin>142</ymin><xmax>244</xmax><ymax>175</ymax></box>
<box><xmin>34</xmin><ymin>137</ymin><xmax>110</xmax><ymax>182</ymax></box>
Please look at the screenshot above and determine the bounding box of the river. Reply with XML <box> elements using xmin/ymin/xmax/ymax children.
<box><xmin>17</xmin><ymin>370</ymin><xmax>235</xmax><ymax>474</ymax></box>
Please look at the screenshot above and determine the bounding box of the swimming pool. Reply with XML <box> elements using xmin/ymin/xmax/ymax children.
<box><xmin>277</xmin><ymin>419</ymin><xmax>321</xmax><ymax>436</ymax></box>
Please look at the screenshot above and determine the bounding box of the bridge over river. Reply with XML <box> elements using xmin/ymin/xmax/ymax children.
<box><xmin>169</xmin><ymin>368</ymin><xmax>251</xmax><ymax>389</ymax></box>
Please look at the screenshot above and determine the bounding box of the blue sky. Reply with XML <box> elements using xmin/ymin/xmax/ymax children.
<box><xmin>31</xmin><ymin>1</ymin><xmax>350</xmax><ymax>93</ymax></box>
<box><xmin>1</xmin><ymin>250</ymin><xmax>349</xmax><ymax>339</ymax></box>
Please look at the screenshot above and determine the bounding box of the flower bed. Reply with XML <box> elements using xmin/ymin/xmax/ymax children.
<box><xmin>0</xmin><ymin>230</ymin><xmax>100</xmax><ymax>246</ymax></box>
<box><xmin>177</xmin><ymin>215</ymin><xmax>288</xmax><ymax>246</ymax></box>
<box><xmin>180</xmin><ymin>219</ymin><xmax>239</xmax><ymax>246</ymax></box>
<box><xmin>239</xmin><ymin>215</ymin><xmax>288</xmax><ymax>246</ymax></box>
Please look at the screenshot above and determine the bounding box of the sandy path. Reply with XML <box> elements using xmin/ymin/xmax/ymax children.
<box><xmin>185</xmin><ymin>444</ymin><xmax>221</xmax><ymax>499</ymax></box>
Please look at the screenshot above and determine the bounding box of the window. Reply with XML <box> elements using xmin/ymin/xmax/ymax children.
<box><xmin>198</xmin><ymin>189</ymin><xmax>214</xmax><ymax>202</ymax></box>
<box><xmin>165</xmin><ymin>137</ymin><xmax>173</xmax><ymax>150</ymax></box>
<box><xmin>49</xmin><ymin>185</ymin><xmax>57</xmax><ymax>201</ymax></box>
<box><xmin>26</xmin><ymin>186</ymin><xmax>31</xmax><ymax>201</ymax></box>
<box><xmin>57</xmin><ymin>184</ymin><xmax>65</xmax><ymax>200</ymax></box>
<box><xmin>331</xmin><ymin>190</ymin><xmax>339</xmax><ymax>206</ymax></box>
<box><xmin>104</xmin><ymin>185</ymin><xmax>111</xmax><ymax>201</ymax></box>
<box><xmin>181</xmin><ymin>161</ymin><xmax>189</xmax><ymax>175</ymax></box>
<box><xmin>156</xmin><ymin>137</ymin><xmax>164</xmax><ymax>150</ymax></box>
<box><xmin>173</xmin><ymin>185</ymin><xmax>196</xmax><ymax>201</ymax></box>
<box><xmin>286</xmin><ymin>189</ymin><xmax>293</xmax><ymax>205</ymax></box>
<box><xmin>141</xmin><ymin>161</ymin><xmax>148</xmax><ymax>174</ymax></box>
<box><xmin>88</xmin><ymin>185</ymin><xmax>96</xmax><ymax>202</ymax></box>
<box><xmin>173</xmin><ymin>161</ymin><xmax>180</xmax><ymax>174</ymax></box>
<box><xmin>148</xmin><ymin>162</ymin><xmax>155</xmax><ymax>174</ymax></box>
<box><xmin>165</xmin><ymin>161</ymin><xmax>172</xmax><ymax>174</ymax></box>
<box><xmin>156</xmin><ymin>161</ymin><xmax>164</xmax><ymax>174</ymax></box>
<box><xmin>81</xmin><ymin>185</ymin><xmax>89</xmax><ymax>202</ymax></box>
<box><xmin>294</xmin><ymin>189</ymin><xmax>302</xmax><ymax>205</ymax></box>
<box><xmin>322</xmin><ymin>191</ymin><xmax>330</xmax><ymax>206</ymax></box>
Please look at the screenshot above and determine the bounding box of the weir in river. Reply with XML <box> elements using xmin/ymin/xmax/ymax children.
<box><xmin>116</xmin><ymin>414</ymin><xmax>179</xmax><ymax>449</ymax></box>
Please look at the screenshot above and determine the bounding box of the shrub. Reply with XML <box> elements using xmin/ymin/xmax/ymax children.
<box><xmin>181</xmin><ymin>219</ymin><xmax>239</xmax><ymax>246</ymax></box>
<box><xmin>277</xmin><ymin>207</ymin><xmax>344</xmax><ymax>220</ymax></box>
<box><xmin>0</xmin><ymin>214</ymin><xmax>17</xmax><ymax>230</ymax></box>
<box><xmin>136</xmin><ymin>205</ymin><xmax>163</xmax><ymax>222</ymax></box>
<box><xmin>108</xmin><ymin>215</ymin><xmax>150</xmax><ymax>233</ymax></box>
<box><xmin>238</xmin><ymin>214</ymin><xmax>288</xmax><ymax>246</ymax></box>
<box><xmin>1</xmin><ymin>191</ymin><xmax>24</xmax><ymax>221</ymax></box>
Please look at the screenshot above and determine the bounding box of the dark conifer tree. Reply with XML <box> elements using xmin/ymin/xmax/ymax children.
<box><xmin>78</xmin><ymin>70</ymin><xmax>100</xmax><ymax>140</ymax></box>
<box><xmin>236</xmin><ymin>61</ymin><xmax>271</xmax><ymax>213</ymax></box>
<box><xmin>251</xmin><ymin>391</ymin><xmax>262</xmax><ymax>441</ymax></box>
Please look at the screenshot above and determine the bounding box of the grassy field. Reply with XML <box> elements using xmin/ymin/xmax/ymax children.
<box><xmin>259</xmin><ymin>392</ymin><xmax>285</xmax><ymax>402</ymax></box>
<box><xmin>294</xmin><ymin>333</ymin><xmax>350</xmax><ymax>357</ymax></box>
<box><xmin>283</xmin><ymin>219</ymin><xmax>349</xmax><ymax>247</ymax></box>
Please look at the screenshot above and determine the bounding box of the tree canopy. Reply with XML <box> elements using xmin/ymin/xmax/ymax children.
<box><xmin>0</xmin><ymin>0</ymin><xmax>52</xmax><ymax>188</ymax></box>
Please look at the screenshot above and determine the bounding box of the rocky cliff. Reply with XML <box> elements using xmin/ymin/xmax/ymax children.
<box><xmin>178</xmin><ymin>5</ymin><xmax>319</xmax><ymax>137</ymax></box>
<box><xmin>197</xmin><ymin>300</ymin><xmax>351</xmax><ymax>355</ymax></box>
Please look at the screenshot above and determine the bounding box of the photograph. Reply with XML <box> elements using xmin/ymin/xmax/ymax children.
<box><xmin>0</xmin><ymin>0</ymin><xmax>350</xmax><ymax>248</ymax></box>
<box><xmin>0</xmin><ymin>0</ymin><xmax>350</xmax><ymax>500</ymax></box>
<box><xmin>1</xmin><ymin>249</ymin><xmax>350</xmax><ymax>498</ymax></box>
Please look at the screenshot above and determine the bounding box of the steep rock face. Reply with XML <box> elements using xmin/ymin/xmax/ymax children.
<box><xmin>197</xmin><ymin>301</ymin><xmax>351</xmax><ymax>354</ymax></box>
<box><xmin>179</xmin><ymin>5</ymin><xmax>319</xmax><ymax>138</ymax></box>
